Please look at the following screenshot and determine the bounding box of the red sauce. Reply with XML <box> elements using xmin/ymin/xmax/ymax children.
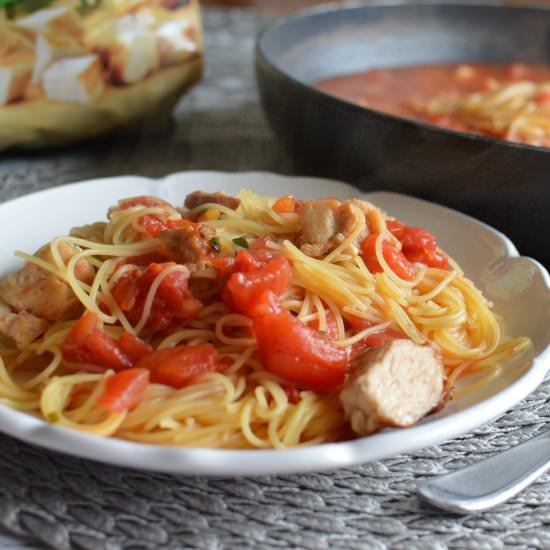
<box><xmin>314</xmin><ymin>63</ymin><xmax>550</xmax><ymax>141</ymax></box>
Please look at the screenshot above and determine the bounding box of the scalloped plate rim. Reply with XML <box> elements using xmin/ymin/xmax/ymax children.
<box><xmin>0</xmin><ymin>171</ymin><xmax>548</xmax><ymax>475</ymax></box>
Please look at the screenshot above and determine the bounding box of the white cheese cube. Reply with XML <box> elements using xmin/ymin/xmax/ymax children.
<box><xmin>0</xmin><ymin>52</ymin><xmax>34</xmax><ymax>105</ymax></box>
<box><xmin>32</xmin><ymin>32</ymin><xmax>84</xmax><ymax>83</ymax></box>
<box><xmin>17</xmin><ymin>6</ymin><xmax>82</xmax><ymax>38</ymax></box>
<box><xmin>157</xmin><ymin>20</ymin><xmax>197</xmax><ymax>67</ymax></box>
<box><xmin>85</xmin><ymin>13</ymin><xmax>158</xmax><ymax>85</ymax></box>
<box><xmin>42</xmin><ymin>55</ymin><xmax>104</xmax><ymax>104</ymax></box>
<box><xmin>110</xmin><ymin>27</ymin><xmax>158</xmax><ymax>84</ymax></box>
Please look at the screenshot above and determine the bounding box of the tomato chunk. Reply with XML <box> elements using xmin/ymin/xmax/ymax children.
<box><xmin>112</xmin><ymin>263</ymin><xmax>202</xmax><ymax>332</ymax></box>
<box><xmin>536</xmin><ymin>90</ymin><xmax>550</xmax><ymax>106</ymax></box>
<box><xmin>386</xmin><ymin>219</ymin><xmax>406</xmax><ymax>240</ymax></box>
<box><xmin>136</xmin><ymin>343</ymin><xmax>222</xmax><ymax>388</ymax></box>
<box><xmin>360</xmin><ymin>235</ymin><xmax>415</xmax><ymax>281</ymax></box>
<box><xmin>399</xmin><ymin>226</ymin><xmax>447</xmax><ymax>270</ymax></box>
<box><xmin>386</xmin><ymin>220</ymin><xmax>448</xmax><ymax>270</ymax></box>
<box><xmin>272</xmin><ymin>195</ymin><xmax>296</xmax><ymax>214</ymax></box>
<box><xmin>97</xmin><ymin>368</ymin><xmax>150</xmax><ymax>413</ymax></box>
<box><xmin>350</xmin><ymin>329</ymin><xmax>403</xmax><ymax>359</ymax></box>
<box><xmin>233</xmin><ymin>250</ymin><xmax>263</xmax><ymax>273</ymax></box>
<box><xmin>225</xmin><ymin>257</ymin><xmax>291</xmax><ymax>317</ymax></box>
<box><xmin>62</xmin><ymin>312</ymin><xmax>132</xmax><ymax>372</ymax></box>
<box><xmin>253</xmin><ymin>308</ymin><xmax>347</xmax><ymax>392</ymax></box>
<box><xmin>308</xmin><ymin>309</ymin><xmax>339</xmax><ymax>340</ymax></box>
<box><xmin>343</xmin><ymin>313</ymin><xmax>402</xmax><ymax>358</ymax></box>
<box><xmin>250</xmin><ymin>236</ymin><xmax>279</xmax><ymax>263</ymax></box>
<box><xmin>114</xmin><ymin>196</ymin><xmax>190</xmax><ymax>238</ymax></box>
<box><xmin>118</xmin><ymin>333</ymin><xmax>153</xmax><ymax>364</ymax></box>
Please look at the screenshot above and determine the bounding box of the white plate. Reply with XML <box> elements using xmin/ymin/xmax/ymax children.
<box><xmin>1</xmin><ymin>171</ymin><xmax>550</xmax><ymax>475</ymax></box>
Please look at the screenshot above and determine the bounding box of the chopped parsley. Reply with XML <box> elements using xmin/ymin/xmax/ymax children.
<box><xmin>210</xmin><ymin>237</ymin><xmax>221</xmax><ymax>253</ymax></box>
<box><xmin>47</xmin><ymin>412</ymin><xmax>60</xmax><ymax>424</ymax></box>
<box><xmin>232</xmin><ymin>236</ymin><xmax>249</xmax><ymax>249</ymax></box>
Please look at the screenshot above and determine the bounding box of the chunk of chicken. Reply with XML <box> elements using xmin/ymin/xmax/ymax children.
<box><xmin>0</xmin><ymin>242</ymin><xmax>94</xmax><ymax>323</ymax></box>
<box><xmin>297</xmin><ymin>198</ymin><xmax>368</xmax><ymax>257</ymax></box>
<box><xmin>158</xmin><ymin>223</ymin><xmax>218</xmax><ymax>264</ymax></box>
<box><xmin>340</xmin><ymin>339</ymin><xmax>445</xmax><ymax>436</ymax></box>
<box><xmin>184</xmin><ymin>191</ymin><xmax>241</xmax><ymax>211</ymax></box>
<box><xmin>0</xmin><ymin>299</ymin><xmax>48</xmax><ymax>349</ymax></box>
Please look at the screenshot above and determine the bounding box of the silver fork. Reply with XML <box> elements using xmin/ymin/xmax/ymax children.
<box><xmin>416</xmin><ymin>431</ymin><xmax>550</xmax><ymax>513</ymax></box>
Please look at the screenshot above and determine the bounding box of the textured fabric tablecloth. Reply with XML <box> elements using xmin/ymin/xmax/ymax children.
<box><xmin>2</xmin><ymin>8</ymin><xmax>550</xmax><ymax>550</ymax></box>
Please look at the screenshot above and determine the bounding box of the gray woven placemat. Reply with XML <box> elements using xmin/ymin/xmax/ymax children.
<box><xmin>2</xmin><ymin>7</ymin><xmax>550</xmax><ymax>550</ymax></box>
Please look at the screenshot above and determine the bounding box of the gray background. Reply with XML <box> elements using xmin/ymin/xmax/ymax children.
<box><xmin>1</xmin><ymin>8</ymin><xmax>550</xmax><ymax>549</ymax></box>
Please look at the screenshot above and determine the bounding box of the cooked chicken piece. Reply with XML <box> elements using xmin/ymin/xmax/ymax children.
<box><xmin>297</xmin><ymin>198</ymin><xmax>368</xmax><ymax>257</ymax></box>
<box><xmin>0</xmin><ymin>242</ymin><xmax>94</xmax><ymax>323</ymax></box>
<box><xmin>185</xmin><ymin>260</ymin><xmax>220</xmax><ymax>300</ymax></box>
<box><xmin>184</xmin><ymin>191</ymin><xmax>241</xmax><ymax>211</ymax></box>
<box><xmin>0</xmin><ymin>299</ymin><xmax>48</xmax><ymax>349</ymax></box>
<box><xmin>158</xmin><ymin>224</ymin><xmax>218</xmax><ymax>264</ymax></box>
<box><xmin>340</xmin><ymin>339</ymin><xmax>445</xmax><ymax>436</ymax></box>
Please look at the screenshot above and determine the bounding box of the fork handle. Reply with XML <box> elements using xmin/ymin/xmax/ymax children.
<box><xmin>416</xmin><ymin>431</ymin><xmax>550</xmax><ymax>514</ymax></box>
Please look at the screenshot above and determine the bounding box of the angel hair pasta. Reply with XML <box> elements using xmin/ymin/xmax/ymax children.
<box><xmin>0</xmin><ymin>188</ymin><xmax>531</xmax><ymax>448</ymax></box>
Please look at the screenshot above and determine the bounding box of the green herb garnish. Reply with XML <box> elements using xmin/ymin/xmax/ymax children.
<box><xmin>1</xmin><ymin>0</ymin><xmax>54</xmax><ymax>18</ymax></box>
<box><xmin>77</xmin><ymin>0</ymin><xmax>101</xmax><ymax>15</ymax></box>
<box><xmin>47</xmin><ymin>412</ymin><xmax>60</xmax><ymax>424</ymax></box>
<box><xmin>232</xmin><ymin>236</ymin><xmax>249</xmax><ymax>249</ymax></box>
<box><xmin>210</xmin><ymin>237</ymin><xmax>221</xmax><ymax>253</ymax></box>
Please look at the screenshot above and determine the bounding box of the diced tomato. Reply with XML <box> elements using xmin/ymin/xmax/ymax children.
<box><xmin>365</xmin><ymin>330</ymin><xmax>400</xmax><ymax>348</ymax></box>
<box><xmin>225</xmin><ymin>257</ymin><xmax>291</xmax><ymax>317</ymax></box>
<box><xmin>165</xmin><ymin>219</ymin><xmax>191</xmax><ymax>230</ymax></box>
<box><xmin>62</xmin><ymin>312</ymin><xmax>133</xmax><ymax>372</ymax></box>
<box><xmin>210</xmin><ymin>255</ymin><xmax>236</xmax><ymax>276</ymax></box>
<box><xmin>400</xmin><ymin>227</ymin><xmax>436</xmax><ymax>252</ymax></box>
<box><xmin>137</xmin><ymin>216</ymin><xmax>169</xmax><ymax>238</ymax></box>
<box><xmin>360</xmin><ymin>234</ymin><xmax>416</xmax><ymax>281</ymax></box>
<box><xmin>63</xmin><ymin>310</ymin><xmax>97</xmax><ymax>349</ymax></box>
<box><xmin>349</xmin><ymin>328</ymin><xmax>402</xmax><ymax>359</ymax></box>
<box><xmin>308</xmin><ymin>309</ymin><xmax>339</xmax><ymax>340</ymax></box>
<box><xmin>344</xmin><ymin>313</ymin><xmax>374</xmax><ymax>332</ymax></box>
<box><xmin>343</xmin><ymin>313</ymin><xmax>402</xmax><ymax>358</ymax></box>
<box><xmin>118</xmin><ymin>333</ymin><xmax>153</xmax><ymax>364</ymax></box>
<box><xmin>137</xmin><ymin>343</ymin><xmax>222</xmax><ymax>388</ymax></box>
<box><xmin>136</xmin><ymin>215</ymin><xmax>191</xmax><ymax>238</ymax></box>
<box><xmin>536</xmin><ymin>91</ymin><xmax>550</xmax><ymax>106</ymax></box>
<box><xmin>273</xmin><ymin>195</ymin><xmax>296</xmax><ymax>214</ymax></box>
<box><xmin>250</xmin><ymin>236</ymin><xmax>279</xmax><ymax>263</ymax></box>
<box><xmin>209</xmin><ymin>241</ymin><xmax>281</xmax><ymax>281</ymax></box>
<box><xmin>85</xmin><ymin>330</ymin><xmax>133</xmax><ymax>371</ymax></box>
<box><xmin>405</xmin><ymin>246</ymin><xmax>449</xmax><ymax>270</ymax></box>
<box><xmin>385</xmin><ymin>220</ymin><xmax>448</xmax><ymax>270</ymax></box>
<box><xmin>253</xmin><ymin>309</ymin><xmax>347</xmax><ymax>392</ymax></box>
<box><xmin>386</xmin><ymin>219</ymin><xmax>406</xmax><ymax>239</ymax></box>
<box><xmin>97</xmin><ymin>368</ymin><xmax>150</xmax><ymax>413</ymax></box>
<box><xmin>234</xmin><ymin>250</ymin><xmax>263</xmax><ymax>272</ymax></box>
<box><xmin>115</xmin><ymin>196</ymin><xmax>190</xmax><ymax>238</ymax></box>
<box><xmin>399</xmin><ymin>226</ymin><xmax>448</xmax><ymax>270</ymax></box>
<box><xmin>283</xmin><ymin>385</ymin><xmax>301</xmax><ymax>405</ymax></box>
<box><xmin>246</xmin><ymin>290</ymin><xmax>282</xmax><ymax>318</ymax></box>
<box><xmin>111</xmin><ymin>263</ymin><xmax>202</xmax><ymax>332</ymax></box>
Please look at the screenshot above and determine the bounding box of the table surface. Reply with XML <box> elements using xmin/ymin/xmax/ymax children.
<box><xmin>2</xmin><ymin>7</ymin><xmax>550</xmax><ymax>550</ymax></box>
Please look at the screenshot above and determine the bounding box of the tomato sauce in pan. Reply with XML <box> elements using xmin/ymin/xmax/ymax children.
<box><xmin>314</xmin><ymin>63</ymin><xmax>550</xmax><ymax>142</ymax></box>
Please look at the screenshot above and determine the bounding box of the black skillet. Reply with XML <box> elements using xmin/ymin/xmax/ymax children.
<box><xmin>255</xmin><ymin>3</ymin><xmax>550</xmax><ymax>264</ymax></box>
